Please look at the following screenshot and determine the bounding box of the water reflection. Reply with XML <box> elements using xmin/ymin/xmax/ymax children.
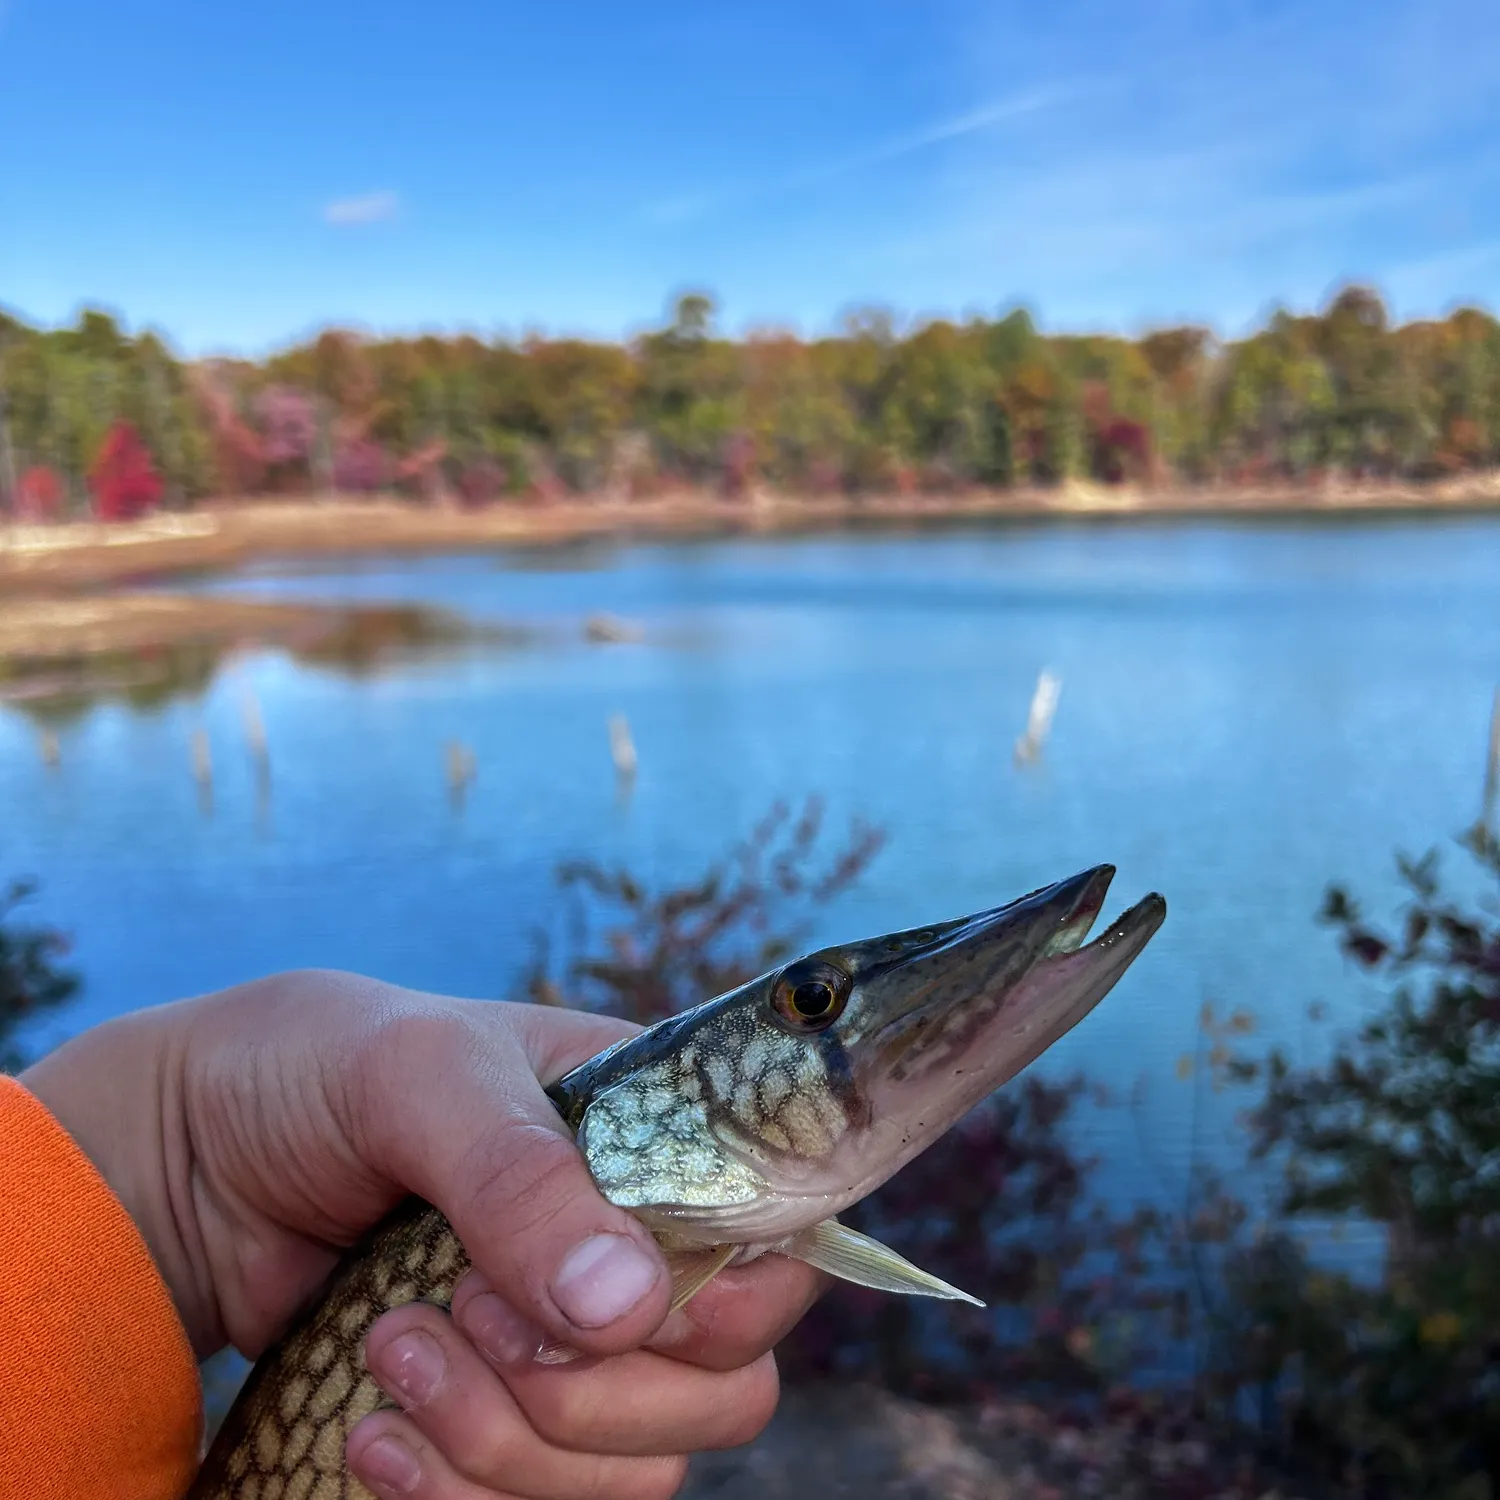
<box><xmin>0</xmin><ymin>601</ymin><xmax>534</xmax><ymax>723</ymax></box>
<box><xmin>3</xmin><ymin>640</ymin><xmax>223</xmax><ymax>725</ymax></box>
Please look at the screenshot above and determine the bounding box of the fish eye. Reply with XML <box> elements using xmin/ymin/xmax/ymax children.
<box><xmin>793</xmin><ymin>980</ymin><xmax>836</xmax><ymax>1016</ymax></box>
<box><xmin>771</xmin><ymin>959</ymin><xmax>852</xmax><ymax>1033</ymax></box>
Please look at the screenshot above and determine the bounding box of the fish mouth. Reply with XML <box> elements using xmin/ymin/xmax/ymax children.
<box><xmin>862</xmin><ymin>865</ymin><xmax>1166</xmax><ymax>1090</ymax></box>
<box><xmin>986</xmin><ymin>872</ymin><xmax>1167</xmax><ymax>1085</ymax></box>
<box><xmin>1033</xmin><ymin>863</ymin><xmax>1117</xmax><ymax>956</ymax></box>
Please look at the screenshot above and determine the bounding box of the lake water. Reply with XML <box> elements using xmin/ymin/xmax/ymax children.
<box><xmin>4</xmin><ymin>516</ymin><xmax>1498</xmax><ymax>1204</ymax></box>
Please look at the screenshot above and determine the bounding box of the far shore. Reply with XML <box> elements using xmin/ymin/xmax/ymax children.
<box><xmin>4</xmin><ymin>474</ymin><xmax>1500</xmax><ymax>598</ymax></box>
<box><xmin>3</xmin><ymin>476</ymin><xmax>1498</xmax><ymax>701</ymax></box>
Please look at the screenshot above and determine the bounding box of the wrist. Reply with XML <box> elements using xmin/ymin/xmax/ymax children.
<box><xmin>21</xmin><ymin>1003</ymin><xmax>220</xmax><ymax>1356</ymax></box>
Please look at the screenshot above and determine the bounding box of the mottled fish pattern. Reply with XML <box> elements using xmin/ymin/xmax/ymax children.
<box><xmin>189</xmin><ymin>1201</ymin><xmax>468</xmax><ymax>1500</ymax></box>
<box><xmin>190</xmin><ymin>866</ymin><xmax>1165</xmax><ymax>1498</ymax></box>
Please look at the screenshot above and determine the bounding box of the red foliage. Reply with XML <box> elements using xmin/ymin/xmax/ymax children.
<box><xmin>332</xmin><ymin>438</ymin><xmax>390</xmax><ymax>494</ymax></box>
<box><xmin>255</xmin><ymin>386</ymin><xmax>317</xmax><ymax>468</ymax></box>
<box><xmin>194</xmin><ymin>368</ymin><xmax>265</xmax><ymax>494</ymax></box>
<box><xmin>15</xmin><ymin>466</ymin><xmax>64</xmax><ymax>521</ymax></box>
<box><xmin>88</xmin><ymin>422</ymin><xmax>162</xmax><ymax>522</ymax></box>
<box><xmin>456</xmin><ymin>456</ymin><xmax>507</xmax><ymax>508</ymax></box>
<box><xmin>1094</xmin><ymin>418</ymin><xmax>1153</xmax><ymax>484</ymax></box>
<box><xmin>719</xmin><ymin>431</ymin><xmax>757</xmax><ymax>499</ymax></box>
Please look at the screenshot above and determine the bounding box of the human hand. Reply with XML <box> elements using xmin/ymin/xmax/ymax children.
<box><xmin>23</xmin><ymin>968</ymin><xmax>823</xmax><ymax>1499</ymax></box>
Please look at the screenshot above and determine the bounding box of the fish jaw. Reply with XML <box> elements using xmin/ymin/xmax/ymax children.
<box><xmin>833</xmin><ymin>885</ymin><xmax>1167</xmax><ymax>1205</ymax></box>
<box><xmin>567</xmin><ymin>867</ymin><xmax>1165</xmax><ymax>1246</ymax></box>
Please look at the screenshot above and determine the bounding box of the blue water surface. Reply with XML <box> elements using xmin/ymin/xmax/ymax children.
<box><xmin>3</xmin><ymin>517</ymin><xmax>1497</xmax><ymax>1203</ymax></box>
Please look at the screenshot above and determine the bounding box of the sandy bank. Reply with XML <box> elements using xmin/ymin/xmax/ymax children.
<box><xmin>4</xmin><ymin>475</ymin><xmax>1500</xmax><ymax>596</ymax></box>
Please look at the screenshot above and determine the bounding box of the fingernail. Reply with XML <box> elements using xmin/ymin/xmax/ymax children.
<box><xmin>458</xmin><ymin>1290</ymin><xmax>544</xmax><ymax>1366</ymax></box>
<box><xmin>372</xmin><ymin>1330</ymin><xmax>445</xmax><ymax>1409</ymax></box>
<box><xmin>353</xmin><ymin>1433</ymin><xmax>421</xmax><ymax>1495</ymax></box>
<box><xmin>552</xmin><ymin>1233</ymin><xmax>661</xmax><ymax>1328</ymax></box>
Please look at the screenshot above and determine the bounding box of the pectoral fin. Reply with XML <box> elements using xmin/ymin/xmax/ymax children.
<box><xmin>785</xmin><ymin>1220</ymin><xmax>986</xmax><ymax>1307</ymax></box>
<box><xmin>533</xmin><ymin>1242</ymin><xmax>740</xmax><ymax>1366</ymax></box>
<box><xmin>664</xmin><ymin>1242</ymin><xmax>740</xmax><ymax>1312</ymax></box>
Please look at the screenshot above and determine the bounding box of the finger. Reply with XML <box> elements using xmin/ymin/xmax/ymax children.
<box><xmin>643</xmin><ymin>1252</ymin><xmax>827</xmax><ymax>1371</ymax></box>
<box><xmin>370</xmin><ymin>1297</ymin><xmax>775</xmax><ymax>1466</ymax></box>
<box><xmin>440</xmin><ymin>1230</ymin><xmax>824</xmax><ymax>1377</ymax></box>
<box><xmin>442</xmin><ymin>1243</ymin><xmax>819</xmax><ymax>1386</ymax></box>
<box><xmin>501</xmin><ymin>1002</ymin><xmax>642</xmax><ymax>1087</ymax></box>
<box><xmin>503</xmin><ymin>1348</ymin><xmax>781</xmax><ymax>1459</ymax></box>
<box><xmin>355</xmin><ymin>998</ymin><xmax>673</xmax><ymax>1358</ymax></box>
<box><xmin>348</xmin><ymin>1402</ymin><xmax>688</xmax><ymax>1500</ymax></box>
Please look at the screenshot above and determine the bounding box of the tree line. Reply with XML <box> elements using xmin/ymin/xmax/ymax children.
<box><xmin>3</xmin><ymin>284</ymin><xmax>1499</xmax><ymax>517</ymax></box>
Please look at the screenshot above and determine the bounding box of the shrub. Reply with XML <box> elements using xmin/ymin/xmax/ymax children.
<box><xmin>519</xmin><ymin>798</ymin><xmax>883</xmax><ymax>1023</ymax></box>
<box><xmin>1209</xmin><ymin>825</ymin><xmax>1500</xmax><ymax>1496</ymax></box>
<box><xmin>0</xmin><ymin>881</ymin><xmax>79</xmax><ymax>1073</ymax></box>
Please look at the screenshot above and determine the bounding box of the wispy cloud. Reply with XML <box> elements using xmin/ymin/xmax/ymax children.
<box><xmin>862</xmin><ymin>0</ymin><xmax>1500</xmax><ymax>328</ymax></box>
<box><xmin>790</xmin><ymin>89</ymin><xmax>1065</xmax><ymax>186</ymax></box>
<box><xmin>323</xmin><ymin>190</ymin><xmax>400</xmax><ymax>226</ymax></box>
<box><xmin>886</xmin><ymin>151</ymin><xmax>1432</xmax><ymax>270</ymax></box>
<box><xmin>642</xmin><ymin>88</ymin><xmax>1067</xmax><ymax>227</ymax></box>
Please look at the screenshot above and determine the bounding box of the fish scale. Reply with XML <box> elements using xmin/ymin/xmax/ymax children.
<box><xmin>190</xmin><ymin>865</ymin><xmax>1165</xmax><ymax>1497</ymax></box>
<box><xmin>191</xmin><ymin>1201</ymin><xmax>471</xmax><ymax>1500</ymax></box>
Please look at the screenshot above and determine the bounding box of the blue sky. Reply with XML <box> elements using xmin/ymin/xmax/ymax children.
<box><xmin>2</xmin><ymin>0</ymin><xmax>1498</xmax><ymax>354</ymax></box>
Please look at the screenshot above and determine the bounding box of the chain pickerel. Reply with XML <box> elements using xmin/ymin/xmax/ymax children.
<box><xmin>190</xmin><ymin>864</ymin><xmax>1165</xmax><ymax>1499</ymax></box>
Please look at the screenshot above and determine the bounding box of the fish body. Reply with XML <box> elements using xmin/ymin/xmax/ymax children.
<box><xmin>190</xmin><ymin>865</ymin><xmax>1165</xmax><ymax>1498</ymax></box>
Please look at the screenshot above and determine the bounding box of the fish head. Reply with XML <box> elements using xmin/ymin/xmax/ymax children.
<box><xmin>556</xmin><ymin>865</ymin><xmax>1165</xmax><ymax>1243</ymax></box>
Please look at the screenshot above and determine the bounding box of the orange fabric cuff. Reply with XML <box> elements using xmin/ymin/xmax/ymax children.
<box><xmin>0</xmin><ymin>1074</ymin><xmax>202</xmax><ymax>1500</ymax></box>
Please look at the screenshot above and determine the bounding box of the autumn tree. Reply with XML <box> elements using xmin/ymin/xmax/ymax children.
<box><xmin>89</xmin><ymin>420</ymin><xmax>162</xmax><ymax>521</ymax></box>
<box><xmin>7</xmin><ymin>284</ymin><xmax>1500</xmax><ymax>508</ymax></box>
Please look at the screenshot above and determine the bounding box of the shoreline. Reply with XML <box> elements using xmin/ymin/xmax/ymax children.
<box><xmin>4</xmin><ymin>477</ymin><xmax>1500</xmax><ymax>596</ymax></box>
<box><xmin>3</xmin><ymin>480</ymin><xmax>1498</xmax><ymax>700</ymax></box>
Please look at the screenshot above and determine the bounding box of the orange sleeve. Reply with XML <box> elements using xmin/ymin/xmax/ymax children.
<box><xmin>0</xmin><ymin>1074</ymin><xmax>202</xmax><ymax>1500</ymax></box>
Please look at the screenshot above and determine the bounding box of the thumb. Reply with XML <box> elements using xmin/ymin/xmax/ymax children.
<box><xmin>357</xmin><ymin>997</ymin><xmax>673</xmax><ymax>1357</ymax></box>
